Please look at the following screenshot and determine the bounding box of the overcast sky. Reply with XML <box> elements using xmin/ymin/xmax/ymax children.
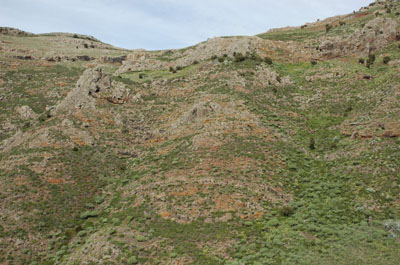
<box><xmin>0</xmin><ymin>0</ymin><xmax>373</xmax><ymax>50</ymax></box>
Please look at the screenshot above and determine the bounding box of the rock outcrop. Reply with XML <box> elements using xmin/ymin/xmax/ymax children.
<box><xmin>55</xmin><ymin>67</ymin><xmax>130</xmax><ymax>113</ymax></box>
<box><xmin>115</xmin><ymin>36</ymin><xmax>273</xmax><ymax>74</ymax></box>
<box><xmin>171</xmin><ymin>101</ymin><xmax>221</xmax><ymax>129</ymax></box>
<box><xmin>16</xmin><ymin>105</ymin><xmax>38</xmax><ymax>120</ymax></box>
<box><xmin>318</xmin><ymin>17</ymin><xmax>398</xmax><ymax>58</ymax></box>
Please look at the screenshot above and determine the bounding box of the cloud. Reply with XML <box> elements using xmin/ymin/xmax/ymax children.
<box><xmin>0</xmin><ymin>0</ymin><xmax>372</xmax><ymax>50</ymax></box>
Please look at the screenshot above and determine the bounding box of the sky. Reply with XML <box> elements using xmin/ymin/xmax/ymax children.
<box><xmin>0</xmin><ymin>0</ymin><xmax>373</xmax><ymax>50</ymax></box>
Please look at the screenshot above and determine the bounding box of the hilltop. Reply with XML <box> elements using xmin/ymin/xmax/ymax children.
<box><xmin>1</xmin><ymin>0</ymin><xmax>400</xmax><ymax>264</ymax></box>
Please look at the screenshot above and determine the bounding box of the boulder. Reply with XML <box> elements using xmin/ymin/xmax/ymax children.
<box><xmin>16</xmin><ymin>105</ymin><xmax>38</xmax><ymax>120</ymax></box>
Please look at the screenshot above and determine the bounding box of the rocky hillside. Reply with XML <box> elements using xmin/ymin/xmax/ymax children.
<box><xmin>1</xmin><ymin>0</ymin><xmax>400</xmax><ymax>264</ymax></box>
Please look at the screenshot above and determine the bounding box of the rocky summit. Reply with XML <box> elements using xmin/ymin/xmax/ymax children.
<box><xmin>1</xmin><ymin>1</ymin><xmax>400</xmax><ymax>264</ymax></box>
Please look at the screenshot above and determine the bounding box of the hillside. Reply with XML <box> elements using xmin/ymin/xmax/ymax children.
<box><xmin>1</xmin><ymin>0</ymin><xmax>400</xmax><ymax>264</ymax></box>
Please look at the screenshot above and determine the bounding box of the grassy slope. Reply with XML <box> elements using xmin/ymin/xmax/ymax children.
<box><xmin>1</xmin><ymin>2</ymin><xmax>400</xmax><ymax>265</ymax></box>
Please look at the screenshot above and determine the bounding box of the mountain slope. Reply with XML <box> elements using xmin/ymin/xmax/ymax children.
<box><xmin>1</xmin><ymin>1</ymin><xmax>400</xmax><ymax>264</ymax></box>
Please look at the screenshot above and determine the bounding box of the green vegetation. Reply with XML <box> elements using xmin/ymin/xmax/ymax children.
<box><xmin>1</xmin><ymin>1</ymin><xmax>400</xmax><ymax>264</ymax></box>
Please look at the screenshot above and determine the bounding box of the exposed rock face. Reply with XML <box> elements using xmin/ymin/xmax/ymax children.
<box><xmin>174</xmin><ymin>36</ymin><xmax>265</xmax><ymax>65</ymax></box>
<box><xmin>254</xmin><ymin>65</ymin><xmax>293</xmax><ymax>87</ymax></box>
<box><xmin>113</xmin><ymin>50</ymin><xmax>157</xmax><ymax>74</ymax></box>
<box><xmin>16</xmin><ymin>105</ymin><xmax>38</xmax><ymax>120</ymax></box>
<box><xmin>171</xmin><ymin>101</ymin><xmax>221</xmax><ymax>129</ymax></box>
<box><xmin>318</xmin><ymin>17</ymin><xmax>398</xmax><ymax>58</ymax></box>
<box><xmin>55</xmin><ymin>67</ymin><xmax>130</xmax><ymax>113</ymax></box>
<box><xmin>115</xmin><ymin>36</ymin><xmax>271</xmax><ymax>74</ymax></box>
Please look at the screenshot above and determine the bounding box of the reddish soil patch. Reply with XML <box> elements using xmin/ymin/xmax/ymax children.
<box><xmin>47</xmin><ymin>178</ymin><xmax>67</xmax><ymax>184</ymax></box>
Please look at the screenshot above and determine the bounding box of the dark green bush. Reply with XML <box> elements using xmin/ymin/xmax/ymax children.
<box><xmin>325</xmin><ymin>24</ymin><xmax>333</xmax><ymax>33</ymax></box>
<box><xmin>383</xmin><ymin>56</ymin><xmax>391</xmax><ymax>65</ymax></box>
<box><xmin>264</xmin><ymin>57</ymin><xmax>273</xmax><ymax>65</ymax></box>
<box><xmin>233</xmin><ymin>52</ymin><xmax>245</xmax><ymax>62</ymax></box>
<box><xmin>250</xmin><ymin>52</ymin><xmax>263</xmax><ymax>62</ymax></box>
<box><xmin>358</xmin><ymin>58</ymin><xmax>365</xmax><ymax>64</ymax></box>
<box><xmin>366</xmin><ymin>53</ymin><xmax>376</xmax><ymax>68</ymax></box>
<box><xmin>309</xmin><ymin>137</ymin><xmax>316</xmax><ymax>150</ymax></box>
<box><xmin>279</xmin><ymin>206</ymin><xmax>294</xmax><ymax>217</ymax></box>
<box><xmin>311</xmin><ymin>59</ymin><xmax>317</xmax><ymax>66</ymax></box>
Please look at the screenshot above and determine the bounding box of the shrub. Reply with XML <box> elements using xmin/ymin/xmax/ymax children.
<box><xmin>127</xmin><ymin>256</ymin><xmax>138</xmax><ymax>265</ymax></box>
<box><xmin>169</xmin><ymin>66</ymin><xmax>175</xmax><ymax>72</ymax></box>
<box><xmin>383</xmin><ymin>56</ymin><xmax>391</xmax><ymax>64</ymax></box>
<box><xmin>138</xmin><ymin>73</ymin><xmax>145</xmax><ymax>79</ymax></box>
<box><xmin>72</xmin><ymin>34</ymin><xmax>79</xmax><ymax>38</ymax></box>
<box><xmin>358</xmin><ymin>58</ymin><xmax>365</xmax><ymax>64</ymax></box>
<box><xmin>211</xmin><ymin>55</ymin><xmax>218</xmax><ymax>60</ymax></box>
<box><xmin>23</xmin><ymin>122</ymin><xmax>31</xmax><ymax>129</ymax></box>
<box><xmin>366</xmin><ymin>53</ymin><xmax>376</xmax><ymax>68</ymax></box>
<box><xmin>83</xmin><ymin>43</ymin><xmax>89</xmax><ymax>49</ymax></box>
<box><xmin>311</xmin><ymin>59</ymin><xmax>317</xmax><ymax>66</ymax></box>
<box><xmin>325</xmin><ymin>24</ymin><xmax>332</xmax><ymax>33</ymax></box>
<box><xmin>38</xmin><ymin>111</ymin><xmax>51</xmax><ymax>122</ymax></box>
<box><xmin>339</xmin><ymin>21</ymin><xmax>346</xmax><ymax>26</ymax></box>
<box><xmin>233</xmin><ymin>52</ymin><xmax>245</xmax><ymax>62</ymax></box>
<box><xmin>193</xmin><ymin>60</ymin><xmax>199</xmax><ymax>64</ymax></box>
<box><xmin>176</xmin><ymin>66</ymin><xmax>183</xmax><ymax>71</ymax></box>
<box><xmin>218</xmin><ymin>57</ymin><xmax>224</xmax><ymax>63</ymax></box>
<box><xmin>309</xmin><ymin>137</ymin><xmax>316</xmax><ymax>150</ymax></box>
<box><xmin>250</xmin><ymin>52</ymin><xmax>263</xmax><ymax>62</ymax></box>
<box><xmin>279</xmin><ymin>206</ymin><xmax>294</xmax><ymax>217</ymax></box>
<box><xmin>264</xmin><ymin>57</ymin><xmax>273</xmax><ymax>65</ymax></box>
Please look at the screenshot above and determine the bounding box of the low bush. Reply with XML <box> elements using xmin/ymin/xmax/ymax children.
<box><xmin>264</xmin><ymin>57</ymin><xmax>273</xmax><ymax>65</ymax></box>
<box><xmin>325</xmin><ymin>24</ymin><xmax>333</xmax><ymax>33</ymax></box>
<box><xmin>279</xmin><ymin>206</ymin><xmax>295</xmax><ymax>217</ymax></box>
<box><xmin>311</xmin><ymin>59</ymin><xmax>317</xmax><ymax>66</ymax></box>
<box><xmin>233</xmin><ymin>52</ymin><xmax>245</xmax><ymax>62</ymax></box>
<box><xmin>366</xmin><ymin>53</ymin><xmax>376</xmax><ymax>68</ymax></box>
<box><xmin>309</xmin><ymin>137</ymin><xmax>316</xmax><ymax>150</ymax></box>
